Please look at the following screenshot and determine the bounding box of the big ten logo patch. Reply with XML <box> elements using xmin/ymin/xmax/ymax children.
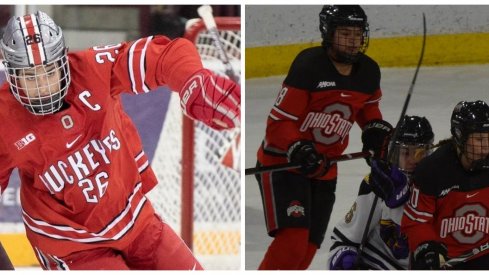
<box><xmin>15</xmin><ymin>133</ymin><xmax>36</xmax><ymax>150</ymax></box>
<box><xmin>287</xmin><ymin>200</ymin><xmax>305</xmax><ymax>218</ymax></box>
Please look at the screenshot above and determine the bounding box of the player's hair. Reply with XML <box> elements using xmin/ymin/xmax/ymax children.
<box><xmin>1</xmin><ymin>11</ymin><xmax>70</xmax><ymax>115</ymax></box>
<box><xmin>319</xmin><ymin>5</ymin><xmax>369</xmax><ymax>63</ymax></box>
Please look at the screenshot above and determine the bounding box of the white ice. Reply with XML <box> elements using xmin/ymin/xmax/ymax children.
<box><xmin>245</xmin><ymin>64</ymin><xmax>489</xmax><ymax>270</ymax></box>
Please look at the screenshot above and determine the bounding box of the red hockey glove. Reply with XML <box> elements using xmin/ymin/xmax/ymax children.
<box><xmin>179</xmin><ymin>69</ymin><xmax>240</xmax><ymax>130</ymax></box>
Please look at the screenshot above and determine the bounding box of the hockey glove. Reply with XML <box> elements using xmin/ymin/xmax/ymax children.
<box><xmin>287</xmin><ymin>140</ymin><xmax>329</xmax><ymax>178</ymax></box>
<box><xmin>370</xmin><ymin>159</ymin><xmax>409</xmax><ymax>208</ymax></box>
<box><xmin>330</xmin><ymin>247</ymin><xmax>358</xmax><ymax>270</ymax></box>
<box><xmin>179</xmin><ymin>68</ymin><xmax>240</xmax><ymax>130</ymax></box>
<box><xmin>361</xmin><ymin>120</ymin><xmax>393</xmax><ymax>166</ymax></box>
<box><xmin>412</xmin><ymin>241</ymin><xmax>448</xmax><ymax>270</ymax></box>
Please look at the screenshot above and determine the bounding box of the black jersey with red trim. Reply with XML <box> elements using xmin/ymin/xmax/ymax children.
<box><xmin>257</xmin><ymin>46</ymin><xmax>382</xmax><ymax>180</ymax></box>
<box><xmin>402</xmin><ymin>143</ymin><xmax>489</xmax><ymax>259</ymax></box>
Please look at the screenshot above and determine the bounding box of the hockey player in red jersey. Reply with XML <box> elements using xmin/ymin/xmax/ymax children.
<box><xmin>402</xmin><ymin>100</ymin><xmax>489</xmax><ymax>270</ymax></box>
<box><xmin>254</xmin><ymin>5</ymin><xmax>392</xmax><ymax>269</ymax></box>
<box><xmin>0</xmin><ymin>11</ymin><xmax>240</xmax><ymax>270</ymax></box>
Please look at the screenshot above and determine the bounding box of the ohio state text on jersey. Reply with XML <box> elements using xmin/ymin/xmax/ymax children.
<box><xmin>402</xmin><ymin>143</ymin><xmax>489</xmax><ymax>259</ymax></box>
<box><xmin>257</xmin><ymin>46</ymin><xmax>382</xmax><ymax>180</ymax></box>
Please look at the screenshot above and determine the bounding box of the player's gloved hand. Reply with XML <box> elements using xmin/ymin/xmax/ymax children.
<box><xmin>370</xmin><ymin>159</ymin><xmax>409</xmax><ymax>208</ymax></box>
<box><xmin>287</xmin><ymin>140</ymin><xmax>329</xmax><ymax>178</ymax></box>
<box><xmin>330</xmin><ymin>247</ymin><xmax>358</xmax><ymax>270</ymax></box>
<box><xmin>361</xmin><ymin>119</ymin><xmax>393</xmax><ymax>166</ymax></box>
<box><xmin>179</xmin><ymin>68</ymin><xmax>240</xmax><ymax>130</ymax></box>
<box><xmin>412</xmin><ymin>241</ymin><xmax>448</xmax><ymax>270</ymax></box>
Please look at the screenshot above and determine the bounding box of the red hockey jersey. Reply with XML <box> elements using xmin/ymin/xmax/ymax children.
<box><xmin>0</xmin><ymin>36</ymin><xmax>204</xmax><ymax>257</ymax></box>
<box><xmin>257</xmin><ymin>47</ymin><xmax>382</xmax><ymax>180</ymax></box>
<box><xmin>402</xmin><ymin>143</ymin><xmax>489</xmax><ymax>259</ymax></box>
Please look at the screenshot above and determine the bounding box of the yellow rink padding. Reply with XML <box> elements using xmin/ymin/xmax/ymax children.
<box><xmin>246</xmin><ymin>32</ymin><xmax>489</xmax><ymax>79</ymax></box>
<box><xmin>193</xmin><ymin>230</ymin><xmax>240</xmax><ymax>255</ymax></box>
<box><xmin>0</xmin><ymin>234</ymin><xmax>38</xmax><ymax>266</ymax></box>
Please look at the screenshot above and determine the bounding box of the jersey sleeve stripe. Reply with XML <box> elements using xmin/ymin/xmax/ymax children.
<box><xmin>128</xmin><ymin>38</ymin><xmax>142</xmax><ymax>94</ymax></box>
<box><xmin>365</xmin><ymin>97</ymin><xmax>381</xmax><ymax>104</ymax></box>
<box><xmin>268</xmin><ymin>113</ymin><xmax>280</xmax><ymax>121</ymax></box>
<box><xmin>139</xmin><ymin>36</ymin><xmax>152</xmax><ymax>93</ymax></box>
<box><xmin>271</xmin><ymin>106</ymin><xmax>299</xmax><ymax>121</ymax></box>
<box><xmin>403</xmin><ymin>209</ymin><xmax>428</xmax><ymax>223</ymax></box>
<box><xmin>138</xmin><ymin>160</ymin><xmax>149</xmax><ymax>173</ymax></box>
<box><xmin>135</xmin><ymin>150</ymin><xmax>149</xmax><ymax>174</ymax></box>
<box><xmin>406</xmin><ymin>203</ymin><xmax>433</xmax><ymax>218</ymax></box>
<box><xmin>128</xmin><ymin>37</ymin><xmax>152</xmax><ymax>94</ymax></box>
<box><xmin>135</xmin><ymin>151</ymin><xmax>145</xmax><ymax>161</ymax></box>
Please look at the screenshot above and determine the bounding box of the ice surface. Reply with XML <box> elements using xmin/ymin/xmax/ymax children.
<box><xmin>245</xmin><ymin>64</ymin><xmax>489</xmax><ymax>270</ymax></box>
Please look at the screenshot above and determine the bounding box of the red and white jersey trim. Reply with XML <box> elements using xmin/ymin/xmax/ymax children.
<box><xmin>365</xmin><ymin>97</ymin><xmax>381</xmax><ymax>104</ymax></box>
<box><xmin>135</xmin><ymin>151</ymin><xmax>149</xmax><ymax>173</ymax></box>
<box><xmin>128</xmin><ymin>36</ymin><xmax>153</xmax><ymax>94</ymax></box>
<box><xmin>22</xmin><ymin>182</ymin><xmax>147</xmax><ymax>243</ymax></box>
<box><xmin>403</xmin><ymin>204</ymin><xmax>433</xmax><ymax>223</ymax></box>
<box><xmin>20</xmin><ymin>14</ymin><xmax>47</xmax><ymax>66</ymax></box>
<box><xmin>270</xmin><ymin>106</ymin><xmax>299</xmax><ymax>121</ymax></box>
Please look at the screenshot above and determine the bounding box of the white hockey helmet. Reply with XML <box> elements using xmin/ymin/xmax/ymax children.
<box><xmin>1</xmin><ymin>11</ymin><xmax>70</xmax><ymax>115</ymax></box>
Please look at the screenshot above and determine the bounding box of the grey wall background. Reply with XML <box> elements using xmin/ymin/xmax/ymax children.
<box><xmin>246</xmin><ymin>5</ymin><xmax>489</xmax><ymax>47</ymax></box>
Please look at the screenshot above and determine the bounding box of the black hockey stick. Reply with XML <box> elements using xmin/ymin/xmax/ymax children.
<box><xmin>0</xmin><ymin>243</ymin><xmax>14</xmax><ymax>270</ymax></box>
<box><xmin>245</xmin><ymin>151</ymin><xmax>372</xmax><ymax>175</ymax></box>
<box><xmin>441</xmin><ymin>241</ymin><xmax>489</xmax><ymax>269</ymax></box>
<box><xmin>355</xmin><ymin>13</ymin><xmax>427</xmax><ymax>268</ymax></box>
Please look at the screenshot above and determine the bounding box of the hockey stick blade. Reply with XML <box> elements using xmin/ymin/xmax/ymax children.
<box><xmin>197</xmin><ymin>5</ymin><xmax>239</xmax><ymax>83</ymax></box>
<box><xmin>245</xmin><ymin>151</ymin><xmax>372</xmax><ymax>176</ymax></box>
<box><xmin>355</xmin><ymin>13</ymin><xmax>427</xmax><ymax>269</ymax></box>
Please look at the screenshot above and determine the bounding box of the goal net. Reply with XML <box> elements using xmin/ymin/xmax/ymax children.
<box><xmin>147</xmin><ymin>17</ymin><xmax>241</xmax><ymax>270</ymax></box>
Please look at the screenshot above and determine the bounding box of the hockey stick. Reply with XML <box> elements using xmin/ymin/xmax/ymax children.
<box><xmin>245</xmin><ymin>151</ymin><xmax>372</xmax><ymax>175</ymax></box>
<box><xmin>197</xmin><ymin>5</ymin><xmax>239</xmax><ymax>83</ymax></box>
<box><xmin>441</xmin><ymin>241</ymin><xmax>489</xmax><ymax>269</ymax></box>
<box><xmin>355</xmin><ymin>13</ymin><xmax>427</xmax><ymax>268</ymax></box>
<box><xmin>0</xmin><ymin>243</ymin><xmax>14</xmax><ymax>270</ymax></box>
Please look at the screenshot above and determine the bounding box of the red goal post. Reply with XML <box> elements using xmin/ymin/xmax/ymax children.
<box><xmin>147</xmin><ymin>16</ymin><xmax>241</xmax><ymax>270</ymax></box>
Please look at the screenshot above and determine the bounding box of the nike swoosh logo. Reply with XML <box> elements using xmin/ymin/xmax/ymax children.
<box><xmin>340</xmin><ymin>93</ymin><xmax>351</xmax><ymax>97</ymax></box>
<box><xmin>66</xmin><ymin>135</ymin><xmax>82</xmax><ymax>149</ymax></box>
<box><xmin>467</xmin><ymin>192</ymin><xmax>479</xmax><ymax>198</ymax></box>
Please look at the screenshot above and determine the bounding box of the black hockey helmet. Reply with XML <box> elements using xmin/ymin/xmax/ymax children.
<box><xmin>319</xmin><ymin>5</ymin><xmax>369</xmax><ymax>63</ymax></box>
<box><xmin>451</xmin><ymin>100</ymin><xmax>489</xmax><ymax>170</ymax></box>
<box><xmin>397</xmin><ymin>116</ymin><xmax>434</xmax><ymax>145</ymax></box>
<box><xmin>389</xmin><ymin>115</ymin><xmax>434</xmax><ymax>174</ymax></box>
